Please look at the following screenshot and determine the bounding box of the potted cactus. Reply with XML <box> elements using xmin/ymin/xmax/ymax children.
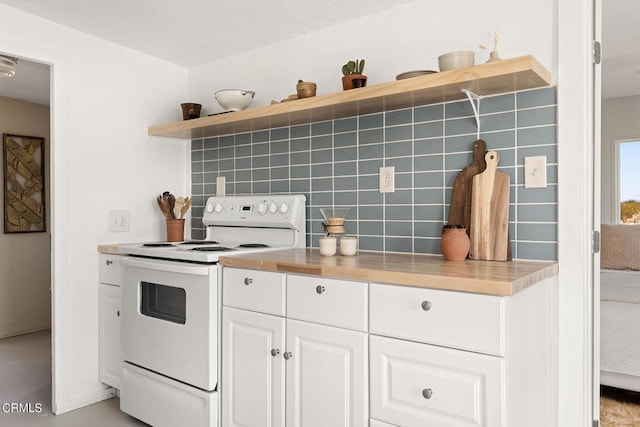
<box><xmin>341</xmin><ymin>59</ymin><xmax>367</xmax><ymax>90</ymax></box>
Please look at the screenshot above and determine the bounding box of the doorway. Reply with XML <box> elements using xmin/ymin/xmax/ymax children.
<box><xmin>0</xmin><ymin>55</ymin><xmax>52</xmax><ymax>415</ymax></box>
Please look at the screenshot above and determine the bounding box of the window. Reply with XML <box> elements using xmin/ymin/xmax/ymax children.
<box><xmin>616</xmin><ymin>140</ymin><xmax>640</xmax><ymax>223</ymax></box>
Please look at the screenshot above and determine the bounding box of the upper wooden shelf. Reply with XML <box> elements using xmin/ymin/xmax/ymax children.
<box><xmin>148</xmin><ymin>55</ymin><xmax>551</xmax><ymax>140</ymax></box>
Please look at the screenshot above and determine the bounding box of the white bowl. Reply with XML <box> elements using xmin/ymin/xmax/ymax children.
<box><xmin>214</xmin><ymin>89</ymin><xmax>255</xmax><ymax>111</ymax></box>
<box><xmin>437</xmin><ymin>51</ymin><xmax>475</xmax><ymax>71</ymax></box>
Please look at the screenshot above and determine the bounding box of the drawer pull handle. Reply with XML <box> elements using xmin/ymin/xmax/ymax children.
<box><xmin>422</xmin><ymin>388</ymin><xmax>433</xmax><ymax>399</ymax></box>
<box><xmin>283</xmin><ymin>352</ymin><xmax>293</xmax><ymax>360</ymax></box>
<box><xmin>106</xmin><ymin>260</ymin><xmax>113</xmax><ymax>266</ymax></box>
<box><xmin>271</xmin><ymin>348</ymin><xmax>280</xmax><ymax>357</ymax></box>
<box><xmin>117</xmin><ymin>310</ymin><xmax>120</xmax><ymax>317</ymax></box>
<box><xmin>316</xmin><ymin>285</ymin><xmax>325</xmax><ymax>294</ymax></box>
<box><xmin>421</xmin><ymin>301</ymin><xmax>432</xmax><ymax>311</ymax></box>
<box><xmin>244</xmin><ymin>277</ymin><xmax>253</xmax><ymax>286</ymax></box>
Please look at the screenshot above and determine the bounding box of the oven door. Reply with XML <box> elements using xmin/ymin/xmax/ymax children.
<box><xmin>120</xmin><ymin>256</ymin><xmax>218</xmax><ymax>391</ymax></box>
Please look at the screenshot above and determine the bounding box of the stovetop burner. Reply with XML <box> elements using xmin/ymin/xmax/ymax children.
<box><xmin>237</xmin><ymin>243</ymin><xmax>269</xmax><ymax>248</ymax></box>
<box><xmin>142</xmin><ymin>243</ymin><xmax>174</xmax><ymax>247</ymax></box>
<box><xmin>189</xmin><ymin>247</ymin><xmax>235</xmax><ymax>252</ymax></box>
<box><xmin>178</xmin><ymin>241</ymin><xmax>219</xmax><ymax>245</ymax></box>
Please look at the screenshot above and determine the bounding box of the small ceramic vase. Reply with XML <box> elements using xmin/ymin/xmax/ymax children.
<box><xmin>441</xmin><ymin>224</ymin><xmax>470</xmax><ymax>261</ymax></box>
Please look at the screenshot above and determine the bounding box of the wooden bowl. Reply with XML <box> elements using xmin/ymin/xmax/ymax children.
<box><xmin>296</xmin><ymin>81</ymin><xmax>317</xmax><ymax>98</ymax></box>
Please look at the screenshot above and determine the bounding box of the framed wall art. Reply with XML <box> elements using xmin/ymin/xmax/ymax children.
<box><xmin>3</xmin><ymin>133</ymin><xmax>46</xmax><ymax>233</ymax></box>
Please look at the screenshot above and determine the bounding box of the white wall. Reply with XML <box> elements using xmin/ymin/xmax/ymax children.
<box><xmin>0</xmin><ymin>96</ymin><xmax>51</xmax><ymax>338</ymax></box>
<box><xmin>189</xmin><ymin>0</ymin><xmax>556</xmax><ymax>114</ymax></box>
<box><xmin>0</xmin><ymin>4</ymin><xmax>190</xmax><ymax>414</ymax></box>
<box><xmin>601</xmin><ymin>95</ymin><xmax>640</xmax><ymax>224</ymax></box>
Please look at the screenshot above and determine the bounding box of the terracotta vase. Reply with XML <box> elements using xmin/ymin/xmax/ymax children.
<box><xmin>341</xmin><ymin>74</ymin><xmax>368</xmax><ymax>90</ymax></box>
<box><xmin>166</xmin><ymin>218</ymin><xmax>185</xmax><ymax>242</ymax></box>
<box><xmin>441</xmin><ymin>224</ymin><xmax>470</xmax><ymax>261</ymax></box>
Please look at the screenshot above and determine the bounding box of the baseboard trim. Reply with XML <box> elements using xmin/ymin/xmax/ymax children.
<box><xmin>0</xmin><ymin>325</ymin><xmax>51</xmax><ymax>339</ymax></box>
<box><xmin>53</xmin><ymin>386</ymin><xmax>117</xmax><ymax>415</ymax></box>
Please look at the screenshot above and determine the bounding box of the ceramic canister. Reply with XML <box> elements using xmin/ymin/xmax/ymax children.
<box><xmin>441</xmin><ymin>224</ymin><xmax>470</xmax><ymax>261</ymax></box>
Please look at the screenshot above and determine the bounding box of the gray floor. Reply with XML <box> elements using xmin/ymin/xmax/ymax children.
<box><xmin>0</xmin><ymin>330</ymin><xmax>146</xmax><ymax>426</ymax></box>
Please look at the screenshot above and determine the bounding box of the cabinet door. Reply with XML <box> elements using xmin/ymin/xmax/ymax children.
<box><xmin>286</xmin><ymin>319</ymin><xmax>367</xmax><ymax>427</ymax></box>
<box><xmin>222</xmin><ymin>307</ymin><xmax>285</xmax><ymax>427</ymax></box>
<box><xmin>370</xmin><ymin>335</ymin><xmax>504</xmax><ymax>427</ymax></box>
<box><xmin>98</xmin><ymin>283</ymin><xmax>122</xmax><ymax>389</ymax></box>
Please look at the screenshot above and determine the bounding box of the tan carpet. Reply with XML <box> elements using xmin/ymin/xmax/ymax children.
<box><xmin>601</xmin><ymin>396</ymin><xmax>640</xmax><ymax>426</ymax></box>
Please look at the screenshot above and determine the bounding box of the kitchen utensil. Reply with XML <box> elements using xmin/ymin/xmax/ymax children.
<box><xmin>167</xmin><ymin>193</ymin><xmax>176</xmax><ymax>219</ymax></box>
<box><xmin>214</xmin><ymin>89</ymin><xmax>255</xmax><ymax>111</ymax></box>
<box><xmin>469</xmin><ymin>151</ymin><xmax>510</xmax><ymax>261</ymax></box>
<box><xmin>320</xmin><ymin>207</ymin><xmax>350</xmax><ymax>235</ymax></box>
<box><xmin>448</xmin><ymin>139</ymin><xmax>487</xmax><ymax>235</ymax></box>
<box><xmin>174</xmin><ymin>197</ymin><xmax>185</xmax><ymax>219</ymax></box>
<box><xmin>157</xmin><ymin>195</ymin><xmax>172</xmax><ymax>219</ymax></box>
<box><xmin>438</xmin><ymin>50</ymin><xmax>475</xmax><ymax>71</ymax></box>
<box><xmin>180</xmin><ymin>197</ymin><xmax>192</xmax><ymax>219</ymax></box>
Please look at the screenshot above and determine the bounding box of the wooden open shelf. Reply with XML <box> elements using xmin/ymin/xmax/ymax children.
<box><xmin>148</xmin><ymin>55</ymin><xmax>551</xmax><ymax>140</ymax></box>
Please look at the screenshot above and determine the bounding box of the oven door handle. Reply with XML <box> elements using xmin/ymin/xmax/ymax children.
<box><xmin>120</xmin><ymin>257</ymin><xmax>212</xmax><ymax>276</ymax></box>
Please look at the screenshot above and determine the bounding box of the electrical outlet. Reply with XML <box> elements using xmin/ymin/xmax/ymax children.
<box><xmin>379</xmin><ymin>166</ymin><xmax>395</xmax><ymax>193</ymax></box>
<box><xmin>108</xmin><ymin>210</ymin><xmax>130</xmax><ymax>232</ymax></box>
<box><xmin>524</xmin><ymin>156</ymin><xmax>547</xmax><ymax>188</ymax></box>
<box><xmin>216</xmin><ymin>176</ymin><xmax>226</xmax><ymax>196</ymax></box>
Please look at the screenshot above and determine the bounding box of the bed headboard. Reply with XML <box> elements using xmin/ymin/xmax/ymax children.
<box><xmin>601</xmin><ymin>224</ymin><xmax>640</xmax><ymax>270</ymax></box>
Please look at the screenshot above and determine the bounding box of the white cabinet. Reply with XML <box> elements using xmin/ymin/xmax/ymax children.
<box><xmin>222</xmin><ymin>306</ymin><xmax>285</xmax><ymax>427</ymax></box>
<box><xmin>98</xmin><ymin>253</ymin><xmax>124</xmax><ymax>389</ymax></box>
<box><xmin>369</xmin><ymin>279</ymin><xmax>556</xmax><ymax>427</ymax></box>
<box><xmin>221</xmin><ymin>268</ymin><xmax>368</xmax><ymax>427</ymax></box>
<box><xmin>286</xmin><ymin>319</ymin><xmax>367</xmax><ymax>427</ymax></box>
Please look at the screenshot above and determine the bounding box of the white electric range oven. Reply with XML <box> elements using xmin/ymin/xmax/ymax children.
<box><xmin>117</xmin><ymin>195</ymin><xmax>306</xmax><ymax>427</ymax></box>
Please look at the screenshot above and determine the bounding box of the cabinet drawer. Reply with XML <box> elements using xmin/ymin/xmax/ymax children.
<box><xmin>370</xmin><ymin>335</ymin><xmax>503</xmax><ymax>427</ymax></box>
<box><xmin>223</xmin><ymin>268</ymin><xmax>286</xmax><ymax>316</ymax></box>
<box><xmin>99</xmin><ymin>254</ymin><xmax>124</xmax><ymax>286</ymax></box>
<box><xmin>287</xmin><ymin>275</ymin><xmax>367</xmax><ymax>331</ymax></box>
<box><xmin>370</xmin><ymin>283</ymin><xmax>504</xmax><ymax>356</ymax></box>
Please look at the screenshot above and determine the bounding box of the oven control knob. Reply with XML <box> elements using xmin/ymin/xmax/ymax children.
<box><xmin>206</xmin><ymin>203</ymin><xmax>214</xmax><ymax>213</ymax></box>
<box><xmin>269</xmin><ymin>202</ymin><xmax>278</xmax><ymax>214</ymax></box>
<box><xmin>257</xmin><ymin>203</ymin><xmax>267</xmax><ymax>215</ymax></box>
<box><xmin>279</xmin><ymin>203</ymin><xmax>289</xmax><ymax>214</ymax></box>
<box><xmin>214</xmin><ymin>203</ymin><xmax>223</xmax><ymax>213</ymax></box>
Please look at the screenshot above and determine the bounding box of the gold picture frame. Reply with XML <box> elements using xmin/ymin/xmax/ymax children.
<box><xmin>3</xmin><ymin>133</ymin><xmax>46</xmax><ymax>233</ymax></box>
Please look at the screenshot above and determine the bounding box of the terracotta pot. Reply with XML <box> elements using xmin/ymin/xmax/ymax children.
<box><xmin>166</xmin><ymin>218</ymin><xmax>185</xmax><ymax>242</ymax></box>
<box><xmin>341</xmin><ymin>74</ymin><xmax>368</xmax><ymax>90</ymax></box>
<box><xmin>441</xmin><ymin>224</ymin><xmax>470</xmax><ymax>261</ymax></box>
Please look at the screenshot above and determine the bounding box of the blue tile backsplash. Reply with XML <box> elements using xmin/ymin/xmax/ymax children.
<box><xmin>191</xmin><ymin>87</ymin><xmax>558</xmax><ymax>261</ymax></box>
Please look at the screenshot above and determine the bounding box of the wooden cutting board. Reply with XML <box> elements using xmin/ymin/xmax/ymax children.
<box><xmin>469</xmin><ymin>151</ymin><xmax>510</xmax><ymax>261</ymax></box>
<box><xmin>448</xmin><ymin>139</ymin><xmax>487</xmax><ymax>231</ymax></box>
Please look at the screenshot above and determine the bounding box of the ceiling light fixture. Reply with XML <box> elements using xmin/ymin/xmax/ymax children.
<box><xmin>0</xmin><ymin>55</ymin><xmax>18</xmax><ymax>77</ymax></box>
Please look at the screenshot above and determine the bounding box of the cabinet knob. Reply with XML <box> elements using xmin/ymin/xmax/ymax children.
<box><xmin>316</xmin><ymin>285</ymin><xmax>325</xmax><ymax>294</ymax></box>
<box><xmin>244</xmin><ymin>277</ymin><xmax>253</xmax><ymax>286</ymax></box>
<box><xmin>117</xmin><ymin>310</ymin><xmax>120</xmax><ymax>317</ymax></box>
<box><xmin>271</xmin><ymin>348</ymin><xmax>280</xmax><ymax>357</ymax></box>
<box><xmin>421</xmin><ymin>301</ymin><xmax>432</xmax><ymax>311</ymax></box>
<box><xmin>283</xmin><ymin>352</ymin><xmax>293</xmax><ymax>360</ymax></box>
<box><xmin>422</xmin><ymin>388</ymin><xmax>433</xmax><ymax>399</ymax></box>
<box><xmin>106</xmin><ymin>260</ymin><xmax>113</xmax><ymax>266</ymax></box>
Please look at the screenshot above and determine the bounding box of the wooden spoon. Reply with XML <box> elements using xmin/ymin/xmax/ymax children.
<box><xmin>174</xmin><ymin>197</ymin><xmax>185</xmax><ymax>219</ymax></box>
<box><xmin>156</xmin><ymin>195</ymin><xmax>171</xmax><ymax>219</ymax></box>
<box><xmin>180</xmin><ymin>197</ymin><xmax>192</xmax><ymax>219</ymax></box>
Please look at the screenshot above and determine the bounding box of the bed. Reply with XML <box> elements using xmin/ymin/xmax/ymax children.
<box><xmin>600</xmin><ymin>224</ymin><xmax>640</xmax><ymax>392</ymax></box>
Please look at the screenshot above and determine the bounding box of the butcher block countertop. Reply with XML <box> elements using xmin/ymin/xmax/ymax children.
<box><xmin>219</xmin><ymin>249</ymin><xmax>558</xmax><ymax>296</ymax></box>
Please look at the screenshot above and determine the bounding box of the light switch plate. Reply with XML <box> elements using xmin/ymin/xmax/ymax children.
<box><xmin>216</xmin><ymin>176</ymin><xmax>226</xmax><ymax>196</ymax></box>
<box><xmin>524</xmin><ymin>156</ymin><xmax>547</xmax><ymax>188</ymax></box>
